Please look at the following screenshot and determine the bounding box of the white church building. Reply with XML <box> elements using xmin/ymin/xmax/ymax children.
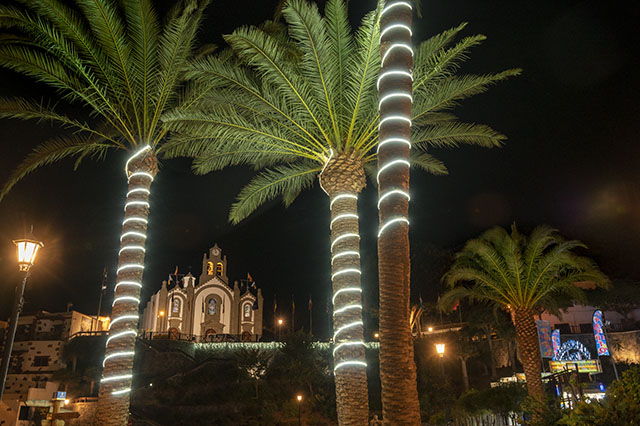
<box><xmin>140</xmin><ymin>244</ymin><xmax>263</xmax><ymax>341</ymax></box>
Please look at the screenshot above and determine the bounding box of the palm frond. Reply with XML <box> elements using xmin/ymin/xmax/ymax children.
<box><xmin>412</xmin><ymin>122</ymin><xmax>506</xmax><ymax>149</ymax></box>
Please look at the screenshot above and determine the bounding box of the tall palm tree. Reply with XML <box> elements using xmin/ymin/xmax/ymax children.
<box><xmin>162</xmin><ymin>0</ymin><xmax>518</xmax><ymax>422</ymax></box>
<box><xmin>0</xmin><ymin>1</ymin><xmax>209</xmax><ymax>424</ymax></box>
<box><xmin>441</xmin><ymin>225</ymin><xmax>609</xmax><ymax>401</ymax></box>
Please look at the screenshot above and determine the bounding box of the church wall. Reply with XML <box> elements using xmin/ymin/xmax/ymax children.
<box><xmin>193</xmin><ymin>282</ymin><xmax>233</xmax><ymax>335</ymax></box>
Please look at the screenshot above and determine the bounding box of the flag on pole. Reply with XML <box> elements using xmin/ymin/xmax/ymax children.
<box><xmin>247</xmin><ymin>272</ymin><xmax>253</xmax><ymax>282</ymax></box>
<box><xmin>273</xmin><ymin>295</ymin><xmax>277</xmax><ymax>313</ymax></box>
<box><xmin>593</xmin><ymin>310</ymin><xmax>610</xmax><ymax>356</ymax></box>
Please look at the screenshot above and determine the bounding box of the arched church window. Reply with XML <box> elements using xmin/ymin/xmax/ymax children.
<box><xmin>216</xmin><ymin>262</ymin><xmax>224</xmax><ymax>276</ymax></box>
<box><xmin>244</xmin><ymin>304</ymin><xmax>251</xmax><ymax>319</ymax></box>
<box><xmin>208</xmin><ymin>298</ymin><xmax>217</xmax><ymax>315</ymax></box>
<box><xmin>207</xmin><ymin>261</ymin><xmax>214</xmax><ymax>276</ymax></box>
<box><xmin>172</xmin><ymin>298</ymin><xmax>180</xmax><ymax>314</ymax></box>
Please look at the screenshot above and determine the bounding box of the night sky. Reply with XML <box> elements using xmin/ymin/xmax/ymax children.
<box><xmin>1</xmin><ymin>0</ymin><xmax>639</xmax><ymax>339</ymax></box>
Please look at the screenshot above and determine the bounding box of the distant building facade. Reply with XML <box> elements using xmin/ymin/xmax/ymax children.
<box><xmin>140</xmin><ymin>244</ymin><xmax>264</xmax><ymax>341</ymax></box>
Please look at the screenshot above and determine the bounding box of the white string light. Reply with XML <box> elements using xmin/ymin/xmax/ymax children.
<box><xmin>380</xmin><ymin>24</ymin><xmax>412</xmax><ymax>41</ymax></box>
<box><xmin>329</xmin><ymin>193</ymin><xmax>358</xmax><ymax>210</ymax></box>
<box><xmin>114</xmin><ymin>281</ymin><xmax>142</xmax><ymax>291</ymax></box>
<box><xmin>377</xmin><ymin>137</ymin><xmax>411</xmax><ymax>153</ymax></box>
<box><xmin>120</xmin><ymin>231</ymin><xmax>147</xmax><ymax>241</ymax></box>
<box><xmin>101</xmin><ymin>374</ymin><xmax>133</xmax><ymax>383</ymax></box>
<box><xmin>381</xmin><ymin>44</ymin><xmax>413</xmax><ymax>68</ymax></box>
<box><xmin>111</xmin><ymin>388</ymin><xmax>131</xmax><ymax>396</ymax></box>
<box><xmin>333</xmin><ymin>341</ymin><xmax>366</xmax><ymax>356</ymax></box>
<box><xmin>378</xmin><ymin>114</ymin><xmax>412</xmax><ymax>130</ymax></box>
<box><xmin>379</xmin><ymin>92</ymin><xmax>413</xmax><ymax>108</ymax></box>
<box><xmin>376</xmin><ymin>159</ymin><xmax>410</xmax><ymax>184</ymax></box>
<box><xmin>128</xmin><ymin>171</ymin><xmax>154</xmax><ymax>182</ymax></box>
<box><xmin>334</xmin><ymin>321</ymin><xmax>364</xmax><ymax>340</ymax></box>
<box><xmin>330</xmin><ymin>233</ymin><xmax>360</xmax><ymax>251</ymax></box>
<box><xmin>378</xmin><ymin>217</ymin><xmax>410</xmax><ymax>238</ymax></box>
<box><xmin>112</xmin><ymin>296</ymin><xmax>141</xmax><ymax>307</ymax></box>
<box><xmin>318</xmin><ymin>148</ymin><xmax>334</xmax><ymax>195</ymax></box>
<box><xmin>118</xmin><ymin>246</ymin><xmax>146</xmax><ymax>255</ymax></box>
<box><xmin>125</xmin><ymin>145</ymin><xmax>151</xmax><ymax>174</ymax></box>
<box><xmin>109</xmin><ymin>315</ymin><xmax>139</xmax><ymax>328</ymax></box>
<box><xmin>122</xmin><ymin>217</ymin><xmax>148</xmax><ymax>225</ymax></box>
<box><xmin>116</xmin><ymin>264</ymin><xmax>144</xmax><ymax>273</ymax></box>
<box><xmin>103</xmin><ymin>351</ymin><xmax>135</xmax><ymax>367</ymax></box>
<box><xmin>331</xmin><ymin>268</ymin><xmax>362</xmax><ymax>280</ymax></box>
<box><xmin>330</xmin><ymin>213</ymin><xmax>359</xmax><ymax>230</ymax></box>
<box><xmin>377</xmin><ymin>189</ymin><xmax>410</xmax><ymax>209</ymax></box>
<box><xmin>332</xmin><ymin>287</ymin><xmax>362</xmax><ymax>304</ymax></box>
<box><xmin>126</xmin><ymin>188</ymin><xmax>150</xmax><ymax>197</ymax></box>
<box><xmin>106</xmin><ymin>330</ymin><xmax>137</xmax><ymax>346</ymax></box>
<box><xmin>377</xmin><ymin>70</ymin><xmax>413</xmax><ymax>90</ymax></box>
<box><xmin>380</xmin><ymin>0</ymin><xmax>412</xmax><ymax>17</ymax></box>
<box><xmin>124</xmin><ymin>201</ymin><xmax>150</xmax><ymax>211</ymax></box>
<box><xmin>331</xmin><ymin>251</ymin><xmax>360</xmax><ymax>264</ymax></box>
<box><xmin>334</xmin><ymin>360</ymin><xmax>367</xmax><ymax>371</ymax></box>
<box><xmin>333</xmin><ymin>304</ymin><xmax>363</xmax><ymax>315</ymax></box>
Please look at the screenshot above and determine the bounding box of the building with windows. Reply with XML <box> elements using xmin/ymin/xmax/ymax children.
<box><xmin>140</xmin><ymin>244</ymin><xmax>264</xmax><ymax>341</ymax></box>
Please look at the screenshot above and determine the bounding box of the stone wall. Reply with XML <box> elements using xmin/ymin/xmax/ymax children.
<box><xmin>68</xmin><ymin>401</ymin><xmax>97</xmax><ymax>426</ymax></box>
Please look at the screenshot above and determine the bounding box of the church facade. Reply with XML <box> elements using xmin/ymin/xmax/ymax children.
<box><xmin>140</xmin><ymin>244</ymin><xmax>263</xmax><ymax>341</ymax></box>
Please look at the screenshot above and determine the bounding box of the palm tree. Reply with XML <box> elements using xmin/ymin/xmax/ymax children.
<box><xmin>0</xmin><ymin>1</ymin><xmax>209</xmax><ymax>424</ymax></box>
<box><xmin>161</xmin><ymin>0</ymin><xmax>518</xmax><ymax>422</ymax></box>
<box><xmin>441</xmin><ymin>225</ymin><xmax>609</xmax><ymax>401</ymax></box>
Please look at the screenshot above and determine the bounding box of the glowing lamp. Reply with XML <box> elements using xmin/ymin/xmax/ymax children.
<box><xmin>159</xmin><ymin>311</ymin><xmax>165</xmax><ymax>317</ymax></box>
<box><xmin>428</xmin><ymin>327</ymin><xmax>433</xmax><ymax>332</ymax></box>
<box><xmin>374</xmin><ymin>332</ymin><xmax>380</xmax><ymax>339</ymax></box>
<box><xmin>296</xmin><ymin>394</ymin><xmax>302</xmax><ymax>402</ymax></box>
<box><xmin>13</xmin><ymin>238</ymin><xmax>43</xmax><ymax>272</ymax></box>
<box><xmin>436</xmin><ymin>343</ymin><xmax>445</xmax><ymax>358</ymax></box>
<box><xmin>64</xmin><ymin>399</ymin><xmax>70</xmax><ymax>405</ymax></box>
<box><xmin>278</xmin><ymin>319</ymin><xmax>283</xmax><ymax>325</ymax></box>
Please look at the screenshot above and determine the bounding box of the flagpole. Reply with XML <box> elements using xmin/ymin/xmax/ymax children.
<box><xmin>94</xmin><ymin>267</ymin><xmax>107</xmax><ymax>332</ymax></box>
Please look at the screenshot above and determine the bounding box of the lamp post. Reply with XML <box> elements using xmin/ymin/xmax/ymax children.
<box><xmin>278</xmin><ymin>318</ymin><xmax>283</xmax><ymax>340</ymax></box>
<box><xmin>0</xmin><ymin>237</ymin><xmax>43</xmax><ymax>400</ymax></box>
<box><xmin>296</xmin><ymin>394</ymin><xmax>302</xmax><ymax>425</ymax></box>
<box><xmin>436</xmin><ymin>343</ymin><xmax>446</xmax><ymax>376</ymax></box>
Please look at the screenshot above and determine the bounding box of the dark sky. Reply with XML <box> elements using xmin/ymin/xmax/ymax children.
<box><xmin>1</xmin><ymin>0</ymin><xmax>639</xmax><ymax>339</ymax></box>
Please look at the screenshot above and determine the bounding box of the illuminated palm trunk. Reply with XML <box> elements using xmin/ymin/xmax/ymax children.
<box><xmin>320</xmin><ymin>153</ymin><xmax>369</xmax><ymax>425</ymax></box>
<box><xmin>377</xmin><ymin>1</ymin><xmax>421</xmax><ymax>424</ymax></box>
<box><xmin>513</xmin><ymin>308</ymin><xmax>544</xmax><ymax>401</ymax></box>
<box><xmin>96</xmin><ymin>146</ymin><xmax>158</xmax><ymax>426</ymax></box>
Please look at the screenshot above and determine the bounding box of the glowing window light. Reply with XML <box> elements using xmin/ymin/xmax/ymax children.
<box><xmin>377</xmin><ymin>70</ymin><xmax>413</xmax><ymax>90</ymax></box>
<box><xmin>125</xmin><ymin>145</ymin><xmax>151</xmax><ymax>173</ymax></box>
<box><xmin>377</xmin><ymin>138</ymin><xmax>412</xmax><ymax>154</ymax></box>
<box><xmin>377</xmin><ymin>189</ymin><xmax>410</xmax><ymax>209</ymax></box>
<box><xmin>380</xmin><ymin>24</ymin><xmax>412</xmax><ymax>41</ymax></box>
<box><xmin>333</xmin><ymin>341</ymin><xmax>366</xmax><ymax>355</ymax></box>
<box><xmin>334</xmin><ymin>360</ymin><xmax>367</xmax><ymax>371</ymax></box>
<box><xmin>376</xmin><ymin>159</ymin><xmax>410</xmax><ymax>184</ymax></box>
<box><xmin>118</xmin><ymin>246</ymin><xmax>146</xmax><ymax>255</ymax></box>
<box><xmin>332</xmin><ymin>287</ymin><xmax>363</xmax><ymax>304</ymax></box>
<box><xmin>109</xmin><ymin>315</ymin><xmax>139</xmax><ymax>328</ymax></box>
<box><xmin>103</xmin><ymin>351</ymin><xmax>135</xmax><ymax>367</ymax></box>
<box><xmin>331</xmin><ymin>268</ymin><xmax>362</xmax><ymax>280</ymax></box>
<box><xmin>116</xmin><ymin>264</ymin><xmax>144</xmax><ymax>273</ymax></box>
<box><xmin>128</xmin><ymin>171</ymin><xmax>154</xmax><ymax>182</ymax></box>
<box><xmin>331</xmin><ymin>251</ymin><xmax>360</xmax><ymax>264</ymax></box>
<box><xmin>380</xmin><ymin>1</ymin><xmax>412</xmax><ymax>17</ymax></box>
<box><xmin>378</xmin><ymin>92</ymin><xmax>413</xmax><ymax>108</ymax></box>
<box><xmin>378</xmin><ymin>217</ymin><xmax>410</xmax><ymax>238</ymax></box>
<box><xmin>330</xmin><ymin>213</ymin><xmax>359</xmax><ymax>229</ymax></box>
<box><xmin>124</xmin><ymin>201</ymin><xmax>150</xmax><ymax>211</ymax></box>
<box><xmin>111</xmin><ymin>388</ymin><xmax>131</xmax><ymax>396</ymax></box>
<box><xmin>333</xmin><ymin>304</ymin><xmax>363</xmax><ymax>315</ymax></box>
<box><xmin>381</xmin><ymin>44</ymin><xmax>414</xmax><ymax>68</ymax></box>
<box><xmin>114</xmin><ymin>281</ymin><xmax>142</xmax><ymax>291</ymax></box>
<box><xmin>126</xmin><ymin>188</ymin><xmax>150</xmax><ymax>197</ymax></box>
<box><xmin>330</xmin><ymin>193</ymin><xmax>358</xmax><ymax>210</ymax></box>
<box><xmin>330</xmin><ymin>233</ymin><xmax>360</xmax><ymax>251</ymax></box>
<box><xmin>106</xmin><ymin>330</ymin><xmax>137</xmax><ymax>346</ymax></box>
<box><xmin>101</xmin><ymin>374</ymin><xmax>133</xmax><ymax>383</ymax></box>
<box><xmin>112</xmin><ymin>296</ymin><xmax>141</xmax><ymax>307</ymax></box>
<box><xmin>122</xmin><ymin>217</ymin><xmax>148</xmax><ymax>225</ymax></box>
<box><xmin>120</xmin><ymin>231</ymin><xmax>147</xmax><ymax>241</ymax></box>
<box><xmin>378</xmin><ymin>114</ymin><xmax>412</xmax><ymax>130</ymax></box>
<box><xmin>333</xmin><ymin>321</ymin><xmax>364</xmax><ymax>339</ymax></box>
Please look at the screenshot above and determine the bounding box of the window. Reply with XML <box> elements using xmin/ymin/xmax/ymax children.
<box><xmin>244</xmin><ymin>304</ymin><xmax>251</xmax><ymax>319</ymax></box>
<box><xmin>172</xmin><ymin>298</ymin><xmax>180</xmax><ymax>314</ymax></box>
<box><xmin>33</xmin><ymin>356</ymin><xmax>50</xmax><ymax>367</ymax></box>
<box><xmin>216</xmin><ymin>262</ymin><xmax>223</xmax><ymax>276</ymax></box>
<box><xmin>207</xmin><ymin>261</ymin><xmax>214</xmax><ymax>276</ymax></box>
<box><xmin>556</xmin><ymin>323</ymin><xmax>572</xmax><ymax>335</ymax></box>
<box><xmin>579</xmin><ymin>323</ymin><xmax>593</xmax><ymax>334</ymax></box>
<box><xmin>208</xmin><ymin>298</ymin><xmax>217</xmax><ymax>315</ymax></box>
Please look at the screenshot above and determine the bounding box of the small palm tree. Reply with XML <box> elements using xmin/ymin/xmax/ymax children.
<box><xmin>441</xmin><ymin>225</ymin><xmax>609</xmax><ymax>401</ymax></box>
<box><xmin>0</xmin><ymin>0</ymin><xmax>209</xmax><ymax>424</ymax></box>
<box><xmin>162</xmin><ymin>0</ymin><xmax>518</xmax><ymax>422</ymax></box>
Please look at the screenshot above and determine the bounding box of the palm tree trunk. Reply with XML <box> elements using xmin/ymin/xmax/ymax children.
<box><xmin>512</xmin><ymin>308</ymin><xmax>544</xmax><ymax>401</ymax></box>
<box><xmin>96</xmin><ymin>147</ymin><xmax>158</xmax><ymax>426</ymax></box>
<box><xmin>377</xmin><ymin>1</ymin><xmax>421</xmax><ymax>424</ymax></box>
<box><xmin>320</xmin><ymin>153</ymin><xmax>369</xmax><ymax>425</ymax></box>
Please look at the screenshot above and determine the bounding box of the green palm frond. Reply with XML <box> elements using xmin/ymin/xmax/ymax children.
<box><xmin>412</xmin><ymin>122</ymin><xmax>506</xmax><ymax>149</ymax></box>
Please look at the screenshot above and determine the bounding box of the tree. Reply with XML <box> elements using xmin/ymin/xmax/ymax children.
<box><xmin>0</xmin><ymin>1</ymin><xmax>209</xmax><ymax>423</ymax></box>
<box><xmin>162</xmin><ymin>0</ymin><xmax>518</xmax><ymax>422</ymax></box>
<box><xmin>441</xmin><ymin>225</ymin><xmax>609</xmax><ymax>402</ymax></box>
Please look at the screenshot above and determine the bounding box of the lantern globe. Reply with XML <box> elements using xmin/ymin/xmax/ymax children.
<box><xmin>436</xmin><ymin>343</ymin><xmax>446</xmax><ymax>357</ymax></box>
<box><xmin>13</xmin><ymin>238</ymin><xmax>44</xmax><ymax>271</ymax></box>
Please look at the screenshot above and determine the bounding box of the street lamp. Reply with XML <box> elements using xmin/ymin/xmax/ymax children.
<box><xmin>374</xmin><ymin>332</ymin><xmax>380</xmax><ymax>339</ymax></box>
<box><xmin>277</xmin><ymin>318</ymin><xmax>284</xmax><ymax>339</ymax></box>
<box><xmin>435</xmin><ymin>343</ymin><xmax>446</xmax><ymax>376</ymax></box>
<box><xmin>296</xmin><ymin>394</ymin><xmax>303</xmax><ymax>425</ymax></box>
<box><xmin>427</xmin><ymin>326</ymin><xmax>433</xmax><ymax>333</ymax></box>
<box><xmin>0</xmin><ymin>236</ymin><xmax>44</xmax><ymax>400</ymax></box>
